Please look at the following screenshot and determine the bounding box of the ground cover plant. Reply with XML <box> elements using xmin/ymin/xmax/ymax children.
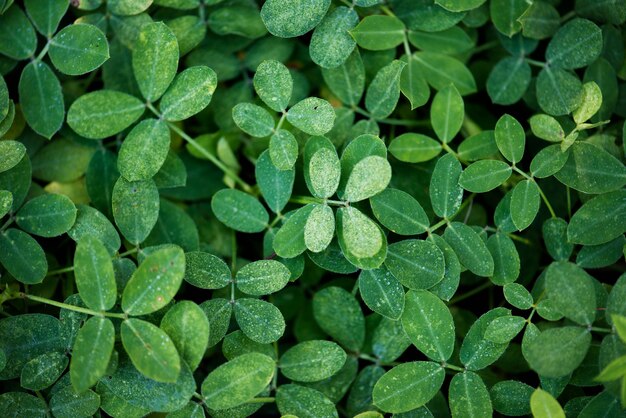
<box><xmin>0</xmin><ymin>0</ymin><xmax>625</xmax><ymax>416</ymax></box>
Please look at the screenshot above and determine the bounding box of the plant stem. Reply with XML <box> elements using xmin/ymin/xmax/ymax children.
<box><xmin>443</xmin><ymin>363</ymin><xmax>465</xmax><ymax>372</ymax></box>
<box><xmin>34</xmin><ymin>39</ymin><xmax>51</xmax><ymax>61</ymax></box>
<box><xmin>289</xmin><ymin>195</ymin><xmax>347</xmax><ymax>207</ymax></box>
<box><xmin>449</xmin><ymin>281</ymin><xmax>493</xmax><ymax>305</ymax></box>
<box><xmin>118</xmin><ymin>247</ymin><xmax>139</xmax><ymax>258</ymax></box>
<box><xmin>525</xmin><ymin>58</ymin><xmax>546</xmax><ymax>68</ymax></box>
<box><xmin>589</xmin><ymin>327</ymin><xmax>613</xmax><ymax>334</ymax></box>
<box><xmin>23</xmin><ymin>294</ymin><xmax>127</xmax><ymax>319</ymax></box>
<box><xmin>536</xmin><ymin>183</ymin><xmax>557</xmax><ymax>219</ymax></box>
<box><xmin>0</xmin><ymin>216</ymin><xmax>14</xmax><ymax>233</ymax></box>
<box><xmin>46</xmin><ymin>266</ymin><xmax>75</xmax><ymax>277</ymax></box>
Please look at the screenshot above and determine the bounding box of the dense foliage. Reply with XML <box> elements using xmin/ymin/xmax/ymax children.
<box><xmin>0</xmin><ymin>0</ymin><xmax>625</xmax><ymax>416</ymax></box>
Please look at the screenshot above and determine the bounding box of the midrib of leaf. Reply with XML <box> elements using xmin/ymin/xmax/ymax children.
<box><xmin>543</xmin><ymin>67</ymin><xmax>569</xmax><ymax>111</ymax></box>
<box><xmin>548</xmin><ymin>29</ymin><xmax>599</xmax><ymax>66</ymax></box>
<box><xmin>204</xmin><ymin>367</ymin><xmax>265</xmax><ymax>403</ymax></box>
<box><xmin>375</xmin><ymin>365</ymin><xmax>441</xmax><ymax>404</ymax></box>
<box><xmin>87</xmin><ymin>245</ymin><xmax>107</xmax><ymax>310</ymax></box>
<box><xmin>76</xmin><ymin>318</ymin><xmax>107</xmax><ymax>384</ymax></box>
<box><xmin>340</xmin><ymin>63</ymin><xmax>356</xmax><ymax>106</ymax></box>
<box><xmin>571</xmin><ymin>197</ymin><xmax>626</xmax><ymax>238</ymax></box>
<box><xmin>50</xmin><ymin>38</ymin><xmax>108</xmax><ymax>60</ymax></box>
<box><xmin>493</xmin><ymin>58</ymin><xmax>525</xmax><ymax>102</ymax></box>
<box><xmin>550</xmin><ymin>273</ymin><xmax>592</xmax><ymax>324</ymax></box>
<box><xmin>125</xmin><ymin>321</ymin><xmax>171</xmax><ymax>370</ymax></box>
<box><xmin>388</xmin><ymin>248</ymin><xmax>439</xmax><ymax>278</ymax></box>
<box><xmin>163</xmin><ymin>77</ymin><xmax>211</xmax><ymax>117</ymax></box>
<box><xmin>411</xmin><ymin>296</ymin><xmax>446</xmax><ymax>360</ymax></box>
<box><xmin>71</xmin><ymin>102</ymin><xmax>144</xmax><ymax>124</ymax></box>
<box><xmin>364</xmin><ymin>273</ymin><xmax>397</xmax><ymax>316</ymax></box>
<box><xmin>440</xmin><ymin>89</ymin><xmax>453</xmax><ymax>141</ymax></box>
<box><xmin>464</xmin><ymin>164</ymin><xmax>510</xmax><ymax>185</ymax></box>
<box><xmin>413</xmin><ymin>54</ymin><xmax>473</xmax><ymax>92</ymax></box>
<box><xmin>369</xmin><ymin>65</ymin><xmax>402</xmax><ymax>118</ymax></box>
<box><xmin>31</xmin><ymin>63</ymin><xmax>52</xmax><ymax>131</ymax></box>
<box><xmin>459</xmin><ymin>374</ymin><xmax>480</xmax><ymax>418</ymax></box>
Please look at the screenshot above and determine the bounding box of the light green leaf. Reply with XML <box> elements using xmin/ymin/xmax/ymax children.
<box><xmin>18</xmin><ymin>61</ymin><xmax>65</xmax><ymax>139</ymax></box>
<box><xmin>350</xmin><ymin>15</ymin><xmax>405</xmax><ymax>51</ymax></box>
<box><xmin>68</xmin><ymin>205</ymin><xmax>121</xmax><ymax>256</ymax></box>
<box><xmin>70</xmin><ymin>317</ymin><xmax>115</xmax><ymax>393</ymax></box>
<box><xmin>108</xmin><ymin>0</ymin><xmax>151</xmax><ymax>15</ymax></box>
<box><xmin>530</xmin><ymin>145</ymin><xmax>569</xmax><ymax>178</ymax></box>
<box><xmin>232</xmin><ymin>103</ymin><xmax>275</xmax><ymax>138</ymax></box>
<box><xmin>310</xmin><ymin>6</ymin><xmax>358</xmax><ymax>69</ymax></box>
<box><xmin>74</xmin><ymin>236</ymin><xmax>116</xmax><ymax>311</ymax></box>
<box><xmin>490</xmin><ymin>0</ymin><xmax>529</xmax><ymax>36</ymax></box>
<box><xmin>15</xmin><ymin>193</ymin><xmax>76</xmax><ymax>238</ymax></box>
<box><xmin>343</xmin><ymin>156</ymin><xmax>391</xmax><ymax>202</ymax></box>
<box><xmin>530</xmin><ymin>388</ymin><xmax>565</xmax><ymax>418</ymax></box>
<box><xmin>118</xmin><ymin>119</ymin><xmax>171</xmax><ymax>181</ymax></box>
<box><xmin>0</xmin><ymin>229</ymin><xmax>47</xmax><ymax>285</ymax></box>
<box><xmin>338</xmin><ymin>134</ymin><xmax>387</xmax><ymax>198</ymax></box>
<box><xmin>524</xmin><ymin>326</ymin><xmax>591</xmax><ymax>377</ymax></box>
<box><xmin>121</xmin><ymin>318</ymin><xmax>181</xmax><ymax>383</ymax></box>
<box><xmin>449</xmin><ymin>372</ymin><xmax>493</xmax><ymax>418</ymax></box>
<box><xmin>487</xmin><ymin>57</ymin><xmax>531</xmax><ymax>105</ymax></box>
<box><xmin>160</xmin><ymin>301</ymin><xmax>210</xmax><ymax>371</ymax></box>
<box><xmin>211</xmin><ymin>189</ymin><xmax>269</xmax><ymax>233</ymax></box>
<box><xmin>24</xmin><ymin>0</ymin><xmax>68</xmax><ymax>36</ymax></box>
<box><xmin>236</xmin><ymin>260</ymin><xmax>290</xmax><ymax>296</ymax></box>
<box><xmin>373</xmin><ymin>361</ymin><xmax>444</xmax><ymax>413</ymax></box>
<box><xmin>304</xmin><ymin>136</ymin><xmax>341</xmax><ymax>199</ymax></box>
<box><xmin>304</xmin><ymin>204</ymin><xmax>335</xmax><ymax>253</ymax></box>
<box><xmin>0</xmin><ymin>6</ymin><xmax>37</xmax><ymax>60</ymax></box>
<box><xmin>68</xmin><ymin>90</ymin><xmax>145</xmax><ymax>139</ymax></box>
<box><xmin>460</xmin><ymin>308</ymin><xmax>510</xmax><ymax>370</ymax></box>
<box><xmin>0</xmin><ymin>141</ymin><xmax>25</xmax><ymax>174</ymax></box>
<box><xmin>133</xmin><ymin>22</ymin><xmax>179</xmax><ymax>101</ymax></box>
<box><xmin>444</xmin><ymin>222</ymin><xmax>494</xmax><ymax>277</ymax></box>
<box><xmin>313</xmin><ymin>286</ymin><xmax>365</xmax><ymax>352</ymax></box>
<box><xmin>536</xmin><ymin>66</ymin><xmax>583</xmax><ymax>116</ymax></box>
<box><xmin>431</xmin><ymin>84</ymin><xmax>464</xmax><ymax>143</ymax></box>
<box><xmin>274</xmin><ymin>204</ymin><xmax>315</xmax><ymax>258</ymax></box>
<box><xmin>370</xmin><ymin>188</ymin><xmax>429</xmax><ymax>235</ymax></box>
<box><xmin>545</xmin><ymin>261</ymin><xmax>596</xmax><ymax>325</ymax></box>
<box><xmin>546</xmin><ymin>18</ymin><xmax>602</xmax><ymax>69</ymax></box>
<box><xmin>486</xmin><ymin>232</ymin><xmax>520</xmax><ymax>285</ymax></box>
<box><xmin>256</xmin><ymin>150</ymin><xmax>294</xmax><ymax>213</ymax></box>
<box><xmin>430</xmin><ymin>153</ymin><xmax>463</xmax><ymax>218</ymax></box>
<box><xmin>365</xmin><ymin>60</ymin><xmax>406</xmax><ymax>120</ymax></box>
<box><xmin>160</xmin><ymin>66</ymin><xmax>217</xmax><ymax>121</ymax></box>
<box><xmin>510</xmin><ymin>179</ymin><xmax>540</xmax><ymax>231</ymax></box>
<box><xmin>49</xmin><ymin>24</ymin><xmax>109</xmax><ymax>75</ymax></box>
<box><xmin>484</xmin><ymin>315</ymin><xmax>526</xmax><ymax>343</ymax></box>
<box><xmin>184</xmin><ymin>251</ymin><xmax>230</xmax><ymax>290</ymax></box>
<box><xmin>495</xmin><ymin>114</ymin><xmax>525</xmax><ymax>163</ymax></box>
<box><xmin>400</xmin><ymin>55</ymin><xmax>430</xmax><ymax>109</ymax></box>
<box><xmin>359</xmin><ymin>266</ymin><xmax>405</xmax><ymax>320</ymax></box>
<box><xmin>412</xmin><ymin>52</ymin><xmax>477</xmax><ymax>95</ymax></box>
<box><xmin>20</xmin><ymin>351</ymin><xmax>68</xmax><ymax>391</ymax></box>
<box><xmin>287</xmin><ymin>97</ymin><xmax>336</xmax><ymax>135</ymax></box>
<box><xmin>112</xmin><ymin>177</ymin><xmax>160</xmax><ymax>244</ymax></box>
<box><xmin>388</xmin><ymin>133</ymin><xmax>442</xmax><ymax>163</ymax></box>
<box><xmin>276</xmin><ymin>384</ymin><xmax>338</xmax><ymax>418</ymax></box>
<box><xmin>568</xmin><ymin>189</ymin><xmax>626</xmax><ymax>246</ymax></box>
<box><xmin>279</xmin><ymin>340</ymin><xmax>346</xmax><ymax>382</ymax></box>
<box><xmin>0</xmin><ymin>191</ymin><xmax>12</xmax><ymax>219</ymax></box>
<box><xmin>572</xmin><ymin>81</ymin><xmax>602</xmax><ymax>124</ymax></box>
<box><xmin>260</xmin><ymin>0</ymin><xmax>331</xmax><ymax>38</ymax></box>
<box><xmin>459</xmin><ymin>160</ymin><xmax>512</xmax><ymax>193</ymax></box>
<box><xmin>49</xmin><ymin>386</ymin><xmax>100</xmax><ymax>418</ymax></box>
<box><xmin>269</xmin><ymin>129</ymin><xmax>299</xmax><ymax>170</ymax></box>
<box><xmin>122</xmin><ymin>246</ymin><xmax>185</xmax><ymax>315</ymax></box>
<box><xmin>386</xmin><ymin>240</ymin><xmax>445</xmax><ymax>290</ymax></box>
<box><xmin>234</xmin><ymin>298</ymin><xmax>285</xmax><ymax>344</ymax></box>
<box><xmin>321</xmin><ymin>49</ymin><xmax>365</xmax><ymax>107</ymax></box>
<box><xmin>253</xmin><ymin>60</ymin><xmax>292</xmax><ymax>112</ymax></box>
<box><xmin>503</xmin><ymin>283</ymin><xmax>533</xmax><ymax>310</ymax></box>
<box><xmin>336</xmin><ymin>206</ymin><xmax>387</xmax><ymax>270</ymax></box>
<box><xmin>529</xmin><ymin>114</ymin><xmax>565</xmax><ymax>142</ymax></box>
<box><xmin>402</xmin><ymin>290</ymin><xmax>455</xmax><ymax>361</ymax></box>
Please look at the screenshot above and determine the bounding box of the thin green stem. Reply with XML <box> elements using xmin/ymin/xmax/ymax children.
<box><xmin>511</xmin><ymin>165</ymin><xmax>532</xmax><ymax>180</ymax></box>
<box><xmin>525</xmin><ymin>58</ymin><xmax>546</xmax><ymax>68</ymax></box>
<box><xmin>46</xmin><ymin>266</ymin><xmax>75</xmax><ymax>277</ymax></box>
<box><xmin>353</xmin><ymin>106</ymin><xmax>430</xmax><ymax>127</ymax></box>
<box><xmin>470</xmin><ymin>40</ymin><xmax>499</xmax><ymax>54</ymax></box>
<box><xmin>268</xmin><ymin>214</ymin><xmax>283</xmax><ymax>229</ymax></box>
<box><xmin>443</xmin><ymin>363</ymin><xmax>465</xmax><ymax>372</ymax></box>
<box><xmin>192</xmin><ymin>392</ymin><xmax>204</xmax><ymax>402</ymax></box>
<box><xmin>34</xmin><ymin>39</ymin><xmax>51</xmax><ymax>61</ymax></box>
<box><xmin>402</xmin><ymin>32</ymin><xmax>412</xmax><ymax>58</ymax></box>
<box><xmin>0</xmin><ymin>216</ymin><xmax>14</xmax><ymax>233</ymax></box>
<box><xmin>589</xmin><ymin>327</ymin><xmax>613</xmax><ymax>334</ymax></box>
<box><xmin>442</xmin><ymin>142</ymin><xmax>462</xmax><ymax>161</ymax></box>
<box><xmin>118</xmin><ymin>247</ymin><xmax>139</xmax><ymax>258</ymax></box>
<box><xmin>275</xmin><ymin>112</ymin><xmax>287</xmax><ymax>132</ymax></box>
<box><xmin>23</xmin><ymin>294</ymin><xmax>128</xmax><ymax>319</ymax></box>
<box><xmin>566</xmin><ymin>186</ymin><xmax>572</xmax><ymax>219</ymax></box>
<box><xmin>536</xmin><ymin>183</ymin><xmax>557</xmax><ymax>219</ymax></box>
<box><xmin>449</xmin><ymin>281</ymin><xmax>493</xmax><ymax>305</ymax></box>
<box><xmin>380</xmin><ymin>4</ymin><xmax>396</xmax><ymax>17</ymax></box>
<box><xmin>428</xmin><ymin>218</ymin><xmax>448</xmax><ymax>234</ymax></box>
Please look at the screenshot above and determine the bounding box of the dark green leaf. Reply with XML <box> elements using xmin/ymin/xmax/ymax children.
<box><xmin>530</xmin><ymin>144</ymin><xmax>570</xmax><ymax>178</ymax></box>
<box><xmin>21</xmin><ymin>351</ymin><xmax>68</xmax><ymax>391</ymax></box>
<box><xmin>484</xmin><ymin>315</ymin><xmax>526</xmax><ymax>343</ymax></box>
<box><xmin>49</xmin><ymin>24</ymin><xmax>109</xmax><ymax>75</ymax></box>
<box><xmin>0</xmin><ymin>228</ymin><xmax>48</xmax><ymax>285</ymax></box>
<box><xmin>18</xmin><ymin>61</ymin><xmax>64</xmax><ymax>138</ymax></box>
<box><xmin>503</xmin><ymin>283</ymin><xmax>533</xmax><ymax>310</ymax></box>
<box><xmin>490</xmin><ymin>0</ymin><xmax>529</xmax><ymax>36</ymax></box>
<box><xmin>112</xmin><ymin>177</ymin><xmax>160</xmax><ymax>244</ymax></box>
<box><xmin>487</xmin><ymin>57</ymin><xmax>531</xmax><ymax>105</ymax></box>
<box><xmin>430</xmin><ymin>84</ymin><xmax>464</xmax><ymax>144</ymax></box>
<box><xmin>321</xmin><ymin>49</ymin><xmax>365</xmax><ymax>107</ymax></box>
<box><xmin>495</xmin><ymin>114</ymin><xmax>525</xmax><ymax>164</ymax></box>
<box><xmin>24</xmin><ymin>0</ymin><xmax>68</xmax><ymax>36</ymax></box>
<box><xmin>460</xmin><ymin>308</ymin><xmax>510</xmax><ymax>370</ymax></box>
<box><xmin>459</xmin><ymin>160</ymin><xmax>512</xmax><ymax>193</ymax></box>
<box><xmin>524</xmin><ymin>326</ymin><xmax>591</xmax><ymax>377</ymax></box>
<box><xmin>536</xmin><ymin>66</ymin><xmax>583</xmax><ymax>116</ymax></box>
<box><xmin>68</xmin><ymin>205</ymin><xmax>121</xmax><ymax>255</ymax></box>
<box><xmin>49</xmin><ymin>386</ymin><xmax>100</xmax><ymax>418</ymax></box>
<box><xmin>274</xmin><ymin>204</ymin><xmax>315</xmax><ymax>258</ymax></box>
<box><xmin>279</xmin><ymin>340</ymin><xmax>346</xmax><ymax>382</ymax></box>
<box><xmin>0</xmin><ymin>6</ymin><xmax>37</xmax><ymax>60</ymax></box>
<box><xmin>365</xmin><ymin>60</ymin><xmax>406</xmax><ymax>120</ymax></box>
<box><xmin>16</xmin><ymin>193</ymin><xmax>76</xmax><ymax>238</ymax></box>
<box><xmin>412</xmin><ymin>52</ymin><xmax>477</xmax><ymax>95</ymax></box>
<box><xmin>350</xmin><ymin>16</ymin><xmax>405</xmax><ymax>51</ymax></box>
<box><xmin>385</xmin><ymin>240</ymin><xmax>445</xmax><ymax>290</ymax></box>
<box><xmin>546</xmin><ymin>18</ymin><xmax>602</xmax><ymax>69</ymax></box>
<box><xmin>449</xmin><ymin>372</ymin><xmax>493</xmax><ymax>418</ymax></box>
<box><xmin>430</xmin><ymin>153</ymin><xmax>463</xmax><ymax>218</ymax></box>
<box><xmin>545</xmin><ymin>261</ymin><xmax>596</xmax><ymax>325</ymax></box>
<box><xmin>236</xmin><ymin>259</ymin><xmax>290</xmax><ymax>296</ymax></box>
<box><xmin>510</xmin><ymin>179</ymin><xmax>540</xmax><ymax>231</ymax></box>
<box><xmin>370</xmin><ymin>188</ymin><xmax>429</xmax><ymax>235</ymax></box>
<box><xmin>359</xmin><ymin>266</ymin><xmax>405</xmax><ymax>320</ymax></box>
<box><xmin>233</xmin><ymin>103</ymin><xmax>275</xmax><ymax>138</ymax></box>
<box><xmin>211</xmin><ymin>189</ymin><xmax>269</xmax><ymax>233</ymax></box>
<box><xmin>260</xmin><ymin>0</ymin><xmax>331</xmax><ymax>38</ymax></box>
<box><xmin>234</xmin><ymin>298</ymin><xmax>285</xmax><ymax>344</ymax></box>
<box><xmin>313</xmin><ymin>286</ymin><xmax>365</xmax><ymax>352</ymax></box>
<box><xmin>74</xmin><ymin>235</ymin><xmax>117</xmax><ymax>311</ymax></box>
<box><xmin>0</xmin><ymin>392</ymin><xmax>47</xmax><ymax>418</ymax></box>
<box><xmin>70</xmin><ymin>317</ymin><xmax>115</xmax><ymax>393</ymax></box>
<box><xmin>160</xmin><ymin>301</ymin><xmax>210</xmax><ymax>371</ymax></box>
<box><xmin>276</xmin><ymin>384</ymin><xmax>338</xmax><ymax>418</ymax></box>
<box><xmin>444</xmin><ymin>222</ymin><xmax>494</xmax><ymax>277</ymax></box>
<box><xmin>487</xmin><ymin>232</ymin><xmax>520</xmax><ymax>285</ymax></box>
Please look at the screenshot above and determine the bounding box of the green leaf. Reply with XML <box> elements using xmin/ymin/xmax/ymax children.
<box><xmin>256</xmin><ymin>150</ymin><xmax>294</xmax><ymax>213</ymax></box>
<box><xmin>524</xmin><ymin>326</ymin><xmax>591</xmax><ymax>377</ymax></box>
<box><xmin>572</xmin><ymin>81</ymin><xmax>602</xmax><ymax>124</ymax></box>
<box><xmin>222</xmin><ymin>330</ymin><xmax>276</xmax><ymax>361</ymax></box>
<box><xmin>495</xmin><ymin>114</ymin><xmax>525</xmax><ymax>163</ymax></box>
<box><xmin>279</xmin><ymin>340</ymin><xmax>346</xmax><ymax>382</ymax></box>
<box><xmin>449</xmin><ymin>372</ymin><xmax>493</xmax><ymax>418</ymax></box>
<box><xmin>530</xmin><ymin>388</ymin><xmax>565</xmax><ymax>418</ymax></box>
<box><xmin>529</xmin><ymin>114</ymin><xmax>565</xmax><ymax>143</ymax></box>
<box><xmin>373</xmin><ymin>361</ymin><xmax>445</xmax><ymax>413</ymax></box>
<box><xmin>0</xmin><ymin>141</ymin><xmax>25</xmax><ymax>174</ymax></box>
<box><xmin>269</xmin><ymin>129</ymin><xmax>299</xmax><ymax>170</ymax></box>
<box><xmin>74</xmin><ymin>236</ymin><xmax>117</xmax><ymax>311</ymax></box>
<box><xmin>490</xmin><ymin>380</ymin><xmax>533</xmax><ymax>416</ymax></box>
<box><xmin>343</xmin><ymin>156</ymin><xmax>391</xmax><ymax>202</ymax></box>
<box><xmin>49</xmin><ymin>24</ymin><xmax>109</xmax><ymax>75</ymax></box>
<box><xmin>24</xmin><ymin>0</ymin><xmax>68</xmax><ymax>36</ymax></box>
<box><xmin>118</xmin><ymin>119</ymin><xmax>171</xmax><ymax>181</ymax></box>
<box><xmin>206</xmin><ymin>5</ymin><xmax>267</xmax><ymax>39</ymax></box>
<box><xmin>0</xmin><ymin>191</ymin><xmax>12</xmax><ymax>219</ymax></box>
<box><xmin>321</xmin><ymin>49</ymin><xmax>365</xmax><ymax>107</ymax></box>
<box><xmin>122</xmin><ymin>246</ymin><xmax>185</xmax><ymax>315</ymax></box>
<box><xmin>400</xmin><ymin>55</ymin><xmax>430</xmax><ymax>110</ymax></box>
<box><xmin>313</xmin><ymin>286</ymin><xmax>365</xmax><ymax>352</ymax></box>
<box><xmin>0</xmin><ymin>229</ymin><xmax>48</xmax><ymax>284</ymax></box>
<box><xmin>338</xmin><ymin>134</ymin><xmax>387</xmax><ymax>198</ymax></box>
<box><xmin>484</xmin><ymin>315</ymin><xmax>526</xmax><ymax>343</ymax></box>
<box><xmin>310</xmin><ymin>6</ymin><xmax>358</xmax><ymax>69</ymax></box>
<box><xmin>388</xmin><ymin>133</ymin><xmax>442</xmax><ymax>163</ymax></box>
<box><xmin>350</xmin><ymin>15</ymin><xmax>405</xmax><ymax>51</ymax></box>
<box><xmin>536</xmin><ymin>66</ymin><xmax>583</xmax><ymax>116</ymax></box>
<box><xmin>402</xmin><ymin>290</ymin><xmax>455</xmax><ymax>361</ymax></box>
<box><xmin>160</xmin><ymin>66</ymin><xmax>217</xmax><ymax>121</ymax></box>
<box><xmin>68</xmin><ymin>90</ymin><xmax>145</xmax><ymax>139</ymax></box>
<box><xmin>0</xmin><ymin>392</ymin><xmax>47</xmax><ymax>417</ymax></box>
<box><xmin>365</xmin><ymin>60</ymin><xmax>406</xmax><ymax>120</ymax></box>
<box><xmin>211</xmin><ymin>189</ymin><xmax>269</xmax><ymax>233</ymax></box>
<box><xmin>336</xmin><ymin>206</ymin><xmax>387</xmax><ymax>270</ymax></box>
<box><xmin>444</xmin><ymin>222</ymin><xmax>494</xmax><ymax>277</ymax></box>
<box><xmin>253</xmin><ymin>60</ymin><xmax>293</xmax><ymax>112</ymax></box>
<box><xmin>200</xmin><ymin>299</ymin><xmax>232</xmax><ymax>348</ymax></box>
<box><xmin>408</xmin><ymin>25</ymin><xmax>474</xmax><ymax>52</ymax></box>
<box><xmin>412</xmin><ymin>52</ymin><xmax>477</xmax><ymax>95</ymax></box>
<box><xmin>20</xmin><ymin>351</ymin><xmax>68</xmax><ymax>391</ymax></box>
<box><xmin>487</xmin><ymin>232</ymin><xmax>520</xmax><ymax>285</ymax></box>
<box><xmin>546</xmin><ymin>18</ymin><xmax>602</xmax><ymax>69</ymax></box>
<box><xmin>554</xmin><ymin>142</ymin><xmax>626</xmax><ymax>194</ymax></box>
<box><xmin>276</xmin><ymin>384</ymin><xmax>338</xmax><ymax>418</ymax></box>
<box><xmin>260</xmin><ymin>0</ymin><xmax>331</xmax><ymax>38</ymax></box>
<box><xmin>303</xmin><ymin>136</ymin><xmax>341</xmax><ymax>199</ymax></box>
<box><xmin>133</xmin><ymin>22</ymin><xmax>179</xmax><ymax>101</ymax></box>
<box><xmin>15</xmin><ymin>193</ymin><xmax>76</xmax><ymax>238</ymax></box>
<box><xmin>545</xmin><ymin>261</ymin><xmax>596</xmax><ymax>325</ymax></box>
<box><xmin>359</xmin><ymin>266</ymin><xmax>405</xmax><ymax>320</ymax></box>
<box><xmin>530</xmin><ymin>145</ymin><xmax>570</xmax><ymax>178</ymax></box>
<box><xmin>49</xmin><ymin>386</ymin><xmax>100</xmax><ymax>418</ymax></box>
<box><xmin>385</xmin><ymin>240</ymin><xmax>445</xmax><ymax>290</ymax></box>
<box><xmin>595</xmin><ymin>355</ymin><xmax>626</xmax><ymax>382</ymax></box>
<box><xmin>18</xmin><ymin>61</ymin><xmax>65</xmax><ymax>139</ymax></box>
<box><xmin>184</xmin><ymin>251</ymin><xmax>230</xmax><ymax>289</ymax></box>
<box><xmin>274</xmin><ymin>204</ymin><xmax>315</xmax><ymax>258</ymax></box>
<box><xmin>430</xmin><ymin>84</ymin><xmax>464</xmax><ymax>143</ymax></box>
<box><xmin>460</xmin><ymin>308</ymin><xmax>511</xmax><ymax>370</ymax></box>
<box><xmin>459</xmin><ymin>160</ymin><xmax>512</xmax><ymax>193</ymax></box>
<box><xmin>490</xmin><ymin>0</ymin><xmax>529</xmax><ymax>36</ymax></box>
<box><xmin>108</xmin><ymin>0</ymin><xmax>151</xmax><ymax>15</ymax></box>
<box><xmin>112</xmin><ymin>177</ymin><xmax>160</xmax><ymax>244</ymax></box>
<box><xmin>304</xmin><ymin>204</ymin><xmax>335</xmax><ymax>253</ymax></box>
<box><xmin>287</xmin><ymin>97</ymin><xmax>336</xmax><ymax>135</ymax></box>
<box><xmin>0</xmin><ymin>6</ymin><xmax>37</xmax><ymax>60</ymax></box>
<box><xmin>487</xmin><ymin>57</ymin><xmax>531</xmax><ymax>105</ymax></box>
<box><xmin>234</xmin><ymin>298</ymin><xmax>285</xmax><ymax>344</ymax></box>
<box><xmin>160</xmin><ymin>301</ymin><xmax>210</xmax><ymax>371</ymax></box>
<box><xmin>370</xmin><ymin>188</ymin><xmax>429</xmax><ymax>235</ymax></box>
<box><xmin>121</xmin><ymin>318</ymin><xmax>181</xmax><ymax>383</ymax></box>
<box><xmin>236</xmin><ymin>260</ymin><xmax>290</xmax><ymax>296</ymax></box>
<box><xmin>510</xmin><ymin>179</ymin><xmax>540</xmax><ymax>231</ymax></box>
<box><xmin>519</xmin><ymin>1</ymin><xmax>560</xmax><ymax>39</ymax></box>
<box><xmin>0</xmin><ymin>151</ymin><xmax>30</xmax><ymax>214</ymax></box>
<box><xmin>68</xmin><ymin>205</ymin><xmax>121</xmax><ymax>256</ymax></box>
<box><xmin>503</xmin><ymin>283</ymin><xmax>534</xmax><ymax>310</ymax></box>
<box><xmin>232</xmin><ymin>103</ymin><xmax>275</xmax><ymax>138</ymax></box>
<box><xmin>430</xmin><ymin>153</ymin><xmax>463</xmax><ymax>218</ymax></box>
<box><xmin>70</xmin><ymin>317</ymin><xmax>115</xmax><ymax>393</ymax></box>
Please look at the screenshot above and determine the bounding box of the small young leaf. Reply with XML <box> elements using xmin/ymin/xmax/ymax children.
<box><xmin>118</xmin><ymin>119</ymin><xmax>171</xmax><ymax>181</ymax></box>
<box><xmin>160</xmin><ymin>66</ymin><xmax>217</xmax><ymax>121</ymax></box>
<box><xmin>529</xmin><ymin>114</ymin><xmax>565</xmax><ymax>142</ymax></box>
<box><xmin>370</xmin><ymin>188</ymin><xmax>429</xmax><ymax>235</ymax></box>
<box><xmin>430</xmin><ymin>153</ymin><xmax>463</xmax><ymax>218</ymax></box>
<box><xmin>160</xmin><ymin>301</ymin><xmax>210</xmax><ymax>371</ymax></box>
<box><xmin>503</xmin><ymin>283</ymin><xmax>534</xmax><ymax>310</ymax></box>
<box><xmin>303</xmin><ymin>135</ymin><xmax>341</xmax><ymax>199</ymax></box>
<box><xmin>460</xmin><ymin>308</ymin><xmax>510</xmax><ymax>370</ymax></box>
<box><xmin>572</xmin><ymin>81</ymin><xmax>602</xmax><ymax>124</ymax></box>
<box><xmin>279</xmin><ymin>340</ymin><xmax>346</xmax><ymax>382</ymax></box>
<box><xmin>530</xmin><ymin>388</ymin><xmax>566</xmax><ymax>418</ymax></box>
<box><xmin>232</xmin><ymin>103</ymin><xmax>275</xmax><ymax>138</ymax></box>
<box><xmin>49</xmin><ymin>24</ymin><xmax>110</xmax><ymax>75</ymax></box>
<box><xmin>16</xmin><ymin>193</ymin><xmax>77</xmax><ymax>238</ymax></box>
<box><xmin>336</xmin><ymin>206</ymin><xmax>387</xmax><ymax>270</ymax></box>
<box><xmin>343</xmin><ymin>155</ymin><xmax>392</xmax><ymax>202</ymax></box>
<box><xmin>260</xmin><ymin>0</ymin><xmax>331</xmax><ymax>38</ymax></box>
<box><xmin>350</xmin><ymin>16</ymin><xmax>405</xmax><ymax>51</ymax></box>
<box><xmin>430</xmin><ymin>84</ymin><xmax>464</xmax><ymax>144</ymax></box>
<box><xmin>70</xmin><ymin>317</ymin><xmax>115</xmax><ymax>393</ymax></box>
<box><xmin>304</xmin><ymin>204</ymin><xmax>335</xmax><ymax>253</ymax></box>
<box><xmin>256</xmin><ymin>150</ymin><xmax>294</xmax><ymax>213</ymax></box>
<box><xmin>74</xmin><ymin>236</ymin><xmax>117</xmax><ymax>311</ymax></box>
<box><xmin>287</xmin><ymin>97</ymin><xmax>336</xmax><ymax>136</ymax></box>
<box><xmin>269</xmin><ymin>129</ymin><xmax>299</xmax><ymax>170</ymax></box>
<box><xmin>459</xmin><ymin>160</ymin><xmax>512</xmax><ymax>193</ymax></box>
<box><xmin>234</xmin><ymin>298</ymin><xmax>285</xmax><ymax>344</ymax></box>
<box><xmin>359</xmin><ymin>266</ymin><xmax>405</xmax><ymax>320</ymax></box>
<box><xmin>253</xmin><ymin>60</ymin><xmax>293</xmax><ymax>112</ymax></box>
<box><xmin>484</xmin><ymin>315</ymin><xmax>526</xmax><ymax>343</ymax></box>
